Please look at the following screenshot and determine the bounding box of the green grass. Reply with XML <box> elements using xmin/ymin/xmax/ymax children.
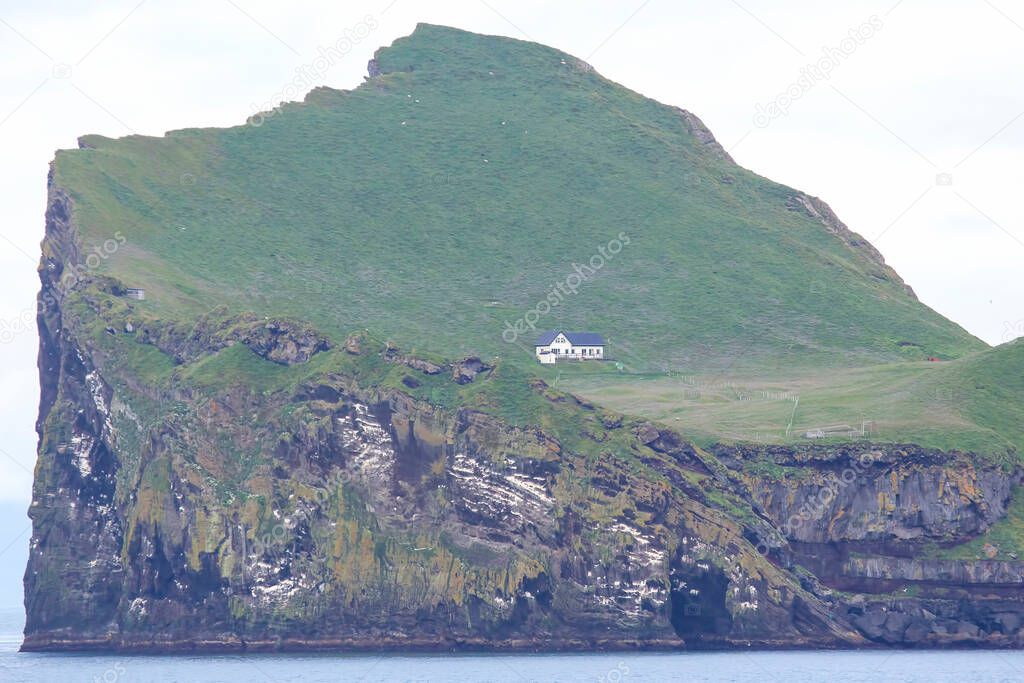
<box><xmin>179</xmin><ymin>343</ymin><xmax>312</xmax><ymax>392</ymax></box>
<box><xmin>562</xmin><ymin>340</ymin><xmax>1024</xmax><ymax>461</ymax></box>
<box><xmin>53</xmin><ymin>24</ymin><xmax>982</xmax><ymax>381</ymax></box>
<box><xmin>948</xmin><ymin>339</ymin><xmax>1024</xmax><ymax>459</ymax></box>
<box><xmin>48</xmin><ymin>24</ymin><xmax>1022</xmax><ymax>459</ymax></box>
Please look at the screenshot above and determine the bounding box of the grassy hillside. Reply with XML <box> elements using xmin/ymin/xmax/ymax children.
<box><xmin>950</xmin><ymin>338</ymin><xmax>1024</xmax><ymax>455</ymax></box>
<box><xmin>53</xmin><ymin>24</ymin><xmax>982</xmax><ymax>375</ymax></box>
<box><xmin>563</xmin><ymin>339</ymin><xmax>1024</xmax><ymax>462</ymax></box>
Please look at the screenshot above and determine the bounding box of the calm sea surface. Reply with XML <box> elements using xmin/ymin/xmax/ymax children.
<box><xmin>2</xmin><ymin>609</ymin><xmax>1023</xmax><ymax>682</ymax></box>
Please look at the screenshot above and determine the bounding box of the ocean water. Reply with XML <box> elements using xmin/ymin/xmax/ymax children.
<box><xmin>2</xmin><ymin>610</ymin><xmax>1024</xmax><ymax>683</ymax></box>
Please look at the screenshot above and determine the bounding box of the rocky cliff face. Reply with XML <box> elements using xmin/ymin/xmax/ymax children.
<box><xmin>725</xmin><ymin>444</ymin><xmax>1016</xmax><ymax>546</ymax></box>
<box><xmin>714</xmin><ymin>443</ymin><xmax>1024</xmax><ymax>646</ymax></box>
<box><xmin>23</xmin><ymin>177</ymin><xmax>1024</xmax><ymax>652</ymax></box>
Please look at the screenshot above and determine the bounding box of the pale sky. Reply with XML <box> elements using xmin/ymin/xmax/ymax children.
<box><xmin>1</xmin><ymin>0</ymin><xmax>1022</xmax><ymax>510</ymax></box>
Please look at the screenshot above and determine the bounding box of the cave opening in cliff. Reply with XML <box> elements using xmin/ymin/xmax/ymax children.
<box><xmin>668</xmin><ymin>563</ymin><xmax>733</xmax><ymax>643</ymax></box>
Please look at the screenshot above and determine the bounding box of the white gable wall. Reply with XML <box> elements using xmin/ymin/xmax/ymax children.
<box><xmin>535</xmin><ymin>333</ymin><xmax>604</xmax><ymax>361</ymax></box>
<box><xmin>548</xmin><ymin>334</ymin><xmax>573</xmax><ymax>354</ymax></box>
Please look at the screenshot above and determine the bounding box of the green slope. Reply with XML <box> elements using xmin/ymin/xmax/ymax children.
<box><xmin>950</xmin><ymin>339</ymin><xmax>1024</xmax><ymax>455</ymax></box>
<box><xmin>563</xmin><ymin>338</ymin><xmax>1024</xmax><ymax>461</ymax></box>
<box><xmin>53</xmin><ymin>24</ymin><xmax>982</xmax><ymax>375</ymax></box>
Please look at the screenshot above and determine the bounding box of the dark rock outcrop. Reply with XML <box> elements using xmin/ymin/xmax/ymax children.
<box><xmin>239</xmin><ymin>318</ymin><xmax>331</xmax><ymax>365</ymax></box>
<box><xmin>343</xmin><ymin>333</ymin><xmax>363</xmax><ymax>355</ymax></box>
<box><xmin>134</xmin><ymin>309</ymin><xmax>331</xmax><ymax>366</ymax></box>
<box><xmin>451</xmin><ymin>357</ymin><xmax>491</xmax><ymax>384</ymax></box>
<box><xmin>383</xmin><ymin>343</ymin><xmax>444</xmax><ymax>374</ymax></box>
<box><xmin>722</xmin><ymin>443</ymin><xmax>1018</xmax><ymax>546</ymax></box>
<box><xmin>674</xmin><ymin>108</ymin><xmax>735</xmax><ymax>164</ymax></box>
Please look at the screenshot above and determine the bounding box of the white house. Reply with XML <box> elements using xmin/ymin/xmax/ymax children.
<box><xmin>534</xmin><ymin>330</ymin><xmax>605</xmax><ymax>364</ymax></box>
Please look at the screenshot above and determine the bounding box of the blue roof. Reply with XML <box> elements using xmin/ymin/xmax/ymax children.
<box><xmin>534</xmin><ymin>330</ymin><xmax>605</xmax><ymax>346</ymax></box>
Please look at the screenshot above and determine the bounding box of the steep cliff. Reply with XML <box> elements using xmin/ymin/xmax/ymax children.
<box><xmin>25</xmin><ymin>205</ymin><xmax>861</xmax><ymax>649</ymax></box>
<box><xmin>24</xmin><ymin>189</ymin><xmax>1024</xmax><ymax>649</ymax></box>
<box><xmin>717</xmin><ymin>443</ymin><xmax>1024</xmax><ymax>646</ymax></box>
<box><xmin>23</xmin><ymin>24</ymin><xmax>1024</xmax><ymax>652</ymax></box>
